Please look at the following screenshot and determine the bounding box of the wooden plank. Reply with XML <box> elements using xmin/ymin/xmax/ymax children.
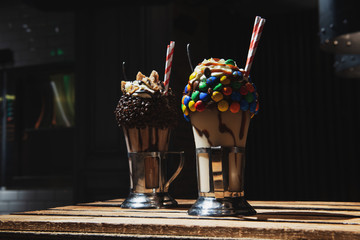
<box><xmin>2</xmin><ymin>200</ymin><xmax>360</xmax><ymax>239</ymax></box>
<box><xmin>0</xmin><ymin>230</ymin><xmax>251</xmax><ymax>240</ymax></box>
<box><xmin>250</xmin><ymin>201</ymin><xmax>360</xmax><ymax>211</ymax></box>
<box><xmin>20</xmin><ymin>200</ymin><xmax>360</xmax><ymax>226</ymax></box>
<box><xmin>51</xmin><ymin>205</ymin><xmax>187</xmax><ymax>213</ymax></box>
<box><xmin>48</xmin><ymin>204</ymin><xmax>360</xmax><ymax>217</ymax></box>
<box><xmin>1</xmin><ymin>214</ymin><xmax>360</xmax><ymax>239</ymax></box>
<box><xmin>13</xmin><ymin>206</ymin><xmax>360</xmax><ymax>225</ymax></box>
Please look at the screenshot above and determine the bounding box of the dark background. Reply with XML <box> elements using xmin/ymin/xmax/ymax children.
<box><xmin>1</xmin><ymin>0</ymin><xmax>359</xmax><ymax>203</ymax></box>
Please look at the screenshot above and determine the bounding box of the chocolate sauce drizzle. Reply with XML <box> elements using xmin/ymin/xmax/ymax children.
<box><xmin>138</xmin><ymin>128</ymin><xmax>143</xmax><ymax>150</ymax></box>
<box><xmin>148</xmin><ymin>127</ymin><xmax>159</xmax><ymax>151</ymax></box>
<box><xmin>193</xmin><ymin>111</ymin><xmax>248</xmax><ymax>147</ymax></box>
<box><xmin>193</xmin><ymin>126</ymin><xmax>213</xmax><ymax>146</ymax></box>
<box><xmin>217</xmin><ymin>112</ymin><xmax>236</xmax><ymax>146</ymax></box>
<box><xmin>239</xmin><ymin>111</ymin><xmax>246</xmax><ymax>140</ymax></box>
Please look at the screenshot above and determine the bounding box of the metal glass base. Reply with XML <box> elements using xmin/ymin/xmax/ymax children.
<box><xmin>188</xmin><ymin>196</ymin><xmax>256</xmax><ymax>216</ymax></box>
<box><xmin>121</xmin><ymin>192</ymin><xmax>178</xmax><ymax>209</ymax></box>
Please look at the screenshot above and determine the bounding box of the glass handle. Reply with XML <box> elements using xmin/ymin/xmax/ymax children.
<box><xmin>164</xmin><ymin>151</ymin><xmax>185</xmax><ymax>192</ymax></box>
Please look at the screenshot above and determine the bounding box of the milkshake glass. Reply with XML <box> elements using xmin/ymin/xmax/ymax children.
<box><xmin>115</xmin><ymin>70</ymin><xmax>183</xmax><ymax>208</ymax></box>
<box><xmin>181</xmin><ymin>58</ymin><xmax>259</xmax><ymax>216</ymax></box>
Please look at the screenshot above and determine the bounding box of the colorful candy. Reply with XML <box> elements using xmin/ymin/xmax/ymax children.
<box><xmin>211</xmin><ymin>91</ymin><xmax>223</xmax><ymax>102</ymax></box>
<box><xmin>231</xmin><ymin>81</ymin><xmax>242</xmax><ymax>90</ymax></box>
<box><xmin>217</xmin><ymin>100</ymin><xmax>229</xmax><ymax>112</ymax></box>
<box><xmin>191</xmin><ymin>91</ymin><xmax>200</xmax><ymax>101</ymax></box>
<box><xmin>225</xmin><ymin>59</ymin><xmax>235</xmax><ymax>65</ymax></box>
<box><xmin>192</xmin><ymin>81</ymin><xmax>199</xmax><ymax>90</ymax></box>
<box><xmin>239</xmin><ymin>86</ymin><xmax>248</xmax><ymax>95</ymax></box>
<box><xmin>255</xmin><ymin>101</ymin><xmax>259</xmax><ymax>112</ymax></box>
<box><xmin>181</xmin><ymin>104</ymin><xmax>189</xmax><ymax>115</ymax></box>
<box><xmin>189</xmin><ymin>72</ymin><xmax>197</xmax><ymax>81</ymax></box>
<box><xmin>232</xmin><ymin>70</ymin><xmax>243</xmax><ymax>80</ymax></box>
<box><xmin>195</xmin><ymin>100</ymin><xmax>205</xmax><ymax>112</ymax></box>
<box><xmin>240</xmin><ymin>99</ymin><xmax>249</xmax><ymax>111</ymax></box>
<box><xmin>230</xmin><ymin>102</ymin><xmax>240</xmax><ymax>113</ymax></box>
<box><xmin>245</xmin><ymin>92</ymin><xmax>254</xmax><ymax>103</ymax></box>
<box><xmin>199</xmin><ymin>81</ymin><xmax>208</xmax><ymax>92</ymax></box>
<box><xmin>206</xmin><ymin>76</ymin><xmax>218</xmax><ymax>86</ymax></box>
<box><xmin>213</xmin><ymin>83</ymin><xmax>223</xmax><ymax>91</ymax></box>
<box><xmin>183</xmin><ymin>95</ymin><xmax>191</xmax><ymax>106</ymax></box>
<box><xmin>182</xmin><ymin>58</ymin><xmax>259</xmax><ymax>119</ymax></box>
<box><xmin>181</xmin><ymin>95</ymin><xmax>186</xmax><ymax>105</ymax></box>
<box><xmin>184</xmin><ymin>84</ymin><xmax>189</xmax><ymax>94</ymax></box>
<box><xmin>220</xmin><ymin>75</ymin><xmax>230</xmax><ymax>85</ymax></box>
<box><xmin>245</xmin><ymin>82</ymin><xmax>255</xmax><ymax>92</ymax></box>
<box><xmin>188</xmin><ymin>100</ymin><xmax>196</xmax><ymax>112</ymax></box>
<box><xmin>231</xmin><ymin>91</ymin><xmax>241</xmax><ymax>102</ymax></box>
<box><xmin>183</xmin><ymin>114</ymin><xmax>190</xmax><ymax>122</ymax></box>
<box><xmin>250</xmin><ymin>101</ymin><xmax>257</xmax><ymax>113</ymax></box>
<box><xmin>222</xmin><ymin>86</ymin><xmax>232</xmax><ymax>96</ymax></box>
<box><xmin>199</xmin><ymin>92</ymin><xmax>210</xmax><ymax>101</ymax></box>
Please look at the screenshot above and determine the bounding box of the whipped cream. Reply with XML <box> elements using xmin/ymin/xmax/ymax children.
<box><xmin>190</xmin><ymin>58</ymin><xmax>243</xmax><ymax>84</ymax></box>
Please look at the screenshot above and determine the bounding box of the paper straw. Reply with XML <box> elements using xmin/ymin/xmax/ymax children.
<box><xmin>250</xmin><ymin>16</ymin><xmax>261</xmax><ymax>47</ymax></box>
<box><xmin>164</xmin><ymin>41</ymin><xmax>175</xmax><ymax>94</ymax></box>
<box><xmin>244</xmin><ymin>16</ymin><xmax>266</xmax><ymax>78</ymax></box>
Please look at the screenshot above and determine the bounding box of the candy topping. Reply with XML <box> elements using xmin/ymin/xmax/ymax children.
<box><xmin>245</xmin><ymin>82</ymin><xmax>255</xmax><ymax>92</ymax></box>
<box><xmin>230</xmin><ymin>91</ymin><xmax>241</xmax><ymax>102</ymax></box>
<box><xmin>191</xmin><ymin>91</ymin><xmax>200</xmax><ymax>101</ymax></box>
<box><xmin>189</xmin><ymin>72</ymin><xmax>197</xmax><ymax>81</ymax></box>
<box><xmin>220</xmin><ymin>75</ymin><xmax>230</xmax><ymax>85</ymax></box>
<box><xmin>239</xmin><ymin>86</ymin><xmax>248</xmax><ymax>95</ymax></box>
<box><xmin>182</xmin><ymin>104</ymin><xmax>189</xmax><ymax>116</ymax></box>
<box><xmin>199</xmin><ymin>82</ymin><xmax>208</xmax><ymax>91</ymax></box>
<box><xmin>182</xmin><ymin>58</ymin><xmax>259</xmax><ymax>118</ymax></box>
<box><xmin>206</xmin><ymin>76</ymin><xmax>218</xmax><ymax>86</ymax></box>
<box><xmin>222</xmin><ymin>86</ymin><xmax>232</xmax><ymax>96</ymax></box>
<box><xmin>213</xmin><ymin>83</ymin><xmax>223</xmax><ymax>91</ymax></box>
<box><xmin>230</xmin><ymin>102</ymin><xmax>240</xmax><ymax>113</ymax></box>
<box><xmin>183</xmin><ymin>95</ymin><xmax>191</xmax><ymax>106</ymax></box>
<box><xmin>188</xmin><ymin>100</ymin><xmax>196</xmax><ymax>112</ymax></box>
<box><xmin>211</xmin><ymin>91</ymin><xmax>223</xmax><ymax>102</ymax></box>
<box><xmin>225</xmin><ymin>59</ymin><xmax>236</xmax><ymax>65</ymax></box>
<box><xmin>218</xmin><ymin>100</ymin><xmax>229</xmax><ymax>112</ymax></box>
<box><xmin>195</xmin><ymin>100</ymin><xmax>206</xmax><ymax>112</ymax></box>
<box><xmin>199</xmin><ymin>92</ymin><xmax>210</xmax><ymax>101</ymax></box>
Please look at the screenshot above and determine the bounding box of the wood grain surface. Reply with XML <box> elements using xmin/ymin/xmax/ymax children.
<box><xmin>0</xmin><ymin>199</ymin><xmax>360</xmax><ymax>239</ymax></box>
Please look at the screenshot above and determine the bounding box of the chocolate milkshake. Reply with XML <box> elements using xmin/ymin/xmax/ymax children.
<box><xmin>182</xmin><ymin>58</ymin><xmax>259</xmax><ymax>216</ymax></box>
<box><xmin>115</xmin><ymin>70</ymin><xmax>182</xmax><ymax>208</ymax></box>
<box><xmin>116</xmin><ymin>70</ymin><xmax>178</xmax><ymax>153</ymax></box>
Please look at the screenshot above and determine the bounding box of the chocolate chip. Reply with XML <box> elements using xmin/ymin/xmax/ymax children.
<box><xmin>115</xmin><ymin>93</ymin><xmax>179</xmax><ymax>129</ymax></box>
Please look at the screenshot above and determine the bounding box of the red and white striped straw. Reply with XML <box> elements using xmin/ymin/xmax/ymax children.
<box><xmin>164</xmin><ymin>41</ymin><xmax>175</xmax><ymax>94</ymax></box>
<box><xmin>244</xmin><ymin>16</ymin><xmax>266</xmax><ymax>78</ymax></box>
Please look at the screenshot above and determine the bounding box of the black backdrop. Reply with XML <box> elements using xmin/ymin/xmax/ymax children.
<box><xmin>74</xmin><ymin>1</ymin><xmax>360</xmax><ymax>203</ymax></box>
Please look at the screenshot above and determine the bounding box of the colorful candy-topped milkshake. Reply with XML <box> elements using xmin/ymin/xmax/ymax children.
<box><xmin>185</xmin><ymin>16</ymin><xmax>265</xmax><ymax>217</ymax></box>
<box><xmin>181</xmin><ymin>58</ymin><xmax>259</xmax><ymax>149</ymax></box>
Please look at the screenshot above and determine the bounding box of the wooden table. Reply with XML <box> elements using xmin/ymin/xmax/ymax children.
<box><xmin>0</xmin><ymin>199</ymin><xmax>359</xmax><ymax>239</ymax></box>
